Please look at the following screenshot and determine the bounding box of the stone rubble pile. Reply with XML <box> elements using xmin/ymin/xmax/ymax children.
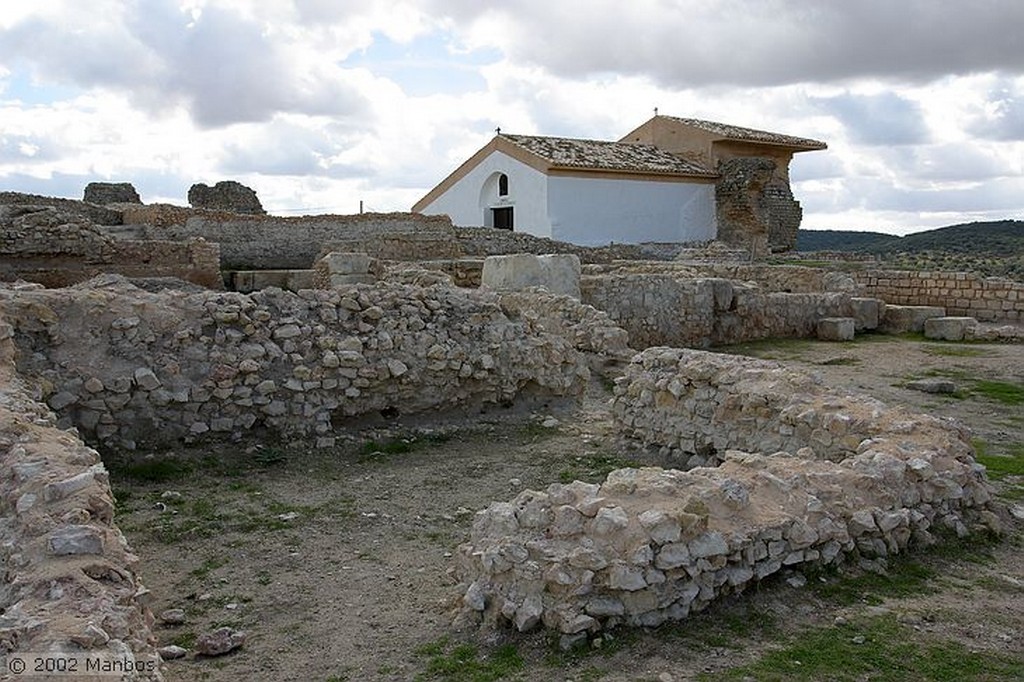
<box><xmin>0</xmin><ymin>311</ymin><xmax>162</xmax><ymax>679</ymax></box>
<box><xmin>453</xmin><ymin>347</ymin><xmax>997</xmax><ymax>640</ymax></box>
<box><xmin>0</xmin><ymin>276</ymin><xmax>590</xmax><ymax>450</ymax></box>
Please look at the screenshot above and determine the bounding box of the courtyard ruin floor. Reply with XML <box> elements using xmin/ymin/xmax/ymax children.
<box><xmin>111</xmin><ymin>336</ymin><xmax>1024</xmax><ymax>681</ymax></box>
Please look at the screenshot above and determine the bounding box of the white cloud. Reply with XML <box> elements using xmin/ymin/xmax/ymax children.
<box><xmin>0</xmin><ymin>0</ymin><xmax>1021</xmax><ymax>234</ymax></box>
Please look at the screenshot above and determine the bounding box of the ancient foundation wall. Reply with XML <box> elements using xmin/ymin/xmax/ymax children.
<box><xmin>856</xmin><ymin>269</ymin><xmax>1024</xmax><ymax>323</ymax></box>
<box><xmin>581</xmin><ymin>272</ymin><xmax>851</xmax><ymax>348</ymax></box>
<box><xmin>454</xmin><ymin>348</ymin><xmax>996</xmax><ymax>638</ymax></box>
<box><xmin>1</xmin><ymin>206</ymin><xmax>221</xmax><ymax>289</ymax></box>
<box><xmin>0</xmin><ymin>311</ymin><xmax>163</xmax><ymax>679</ymax></box>
<box><xmin>122</xmin><ymin>211</ymin><xmax>460</xmax><ymax>270</ymax></box>
<box><xmin>0</xmin><ymin>277</ymin><xmax>590</xmax><ymax>451</ymax></box>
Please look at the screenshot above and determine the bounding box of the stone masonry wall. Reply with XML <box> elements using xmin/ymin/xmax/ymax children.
<box><xmin>453</xmin><ymin>348</ymin><xmax>996</xmax><ymax>638</ymax></box>
<box><xmin>856</xmin><ymin>269</ymin><xmax>1024</xmax><ymax>323</ymax></box>
<box><xmin>0</xmin><ymin>205</ymin><xmax>221</xmax><ymax>289</ymax></box>
<box><xmin>124</xmin><ymin>212</ymin><xmax>460</xmax><ymax>270</ymax></box>
<box><xmin>0</xmin><ymin>276</ymin><xmax>590</xmax><ymax>451</ymax></box>
<box><xmin>581</xmin><ymin>271</ymin><xmax>851</xmax><ymax>348</ymax></box>
<box><xmin>0</xmin><ymin>307</ymin><xmax>163</xmax><ymax>679</ymax></box>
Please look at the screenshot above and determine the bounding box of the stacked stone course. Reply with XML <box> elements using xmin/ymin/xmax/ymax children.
<box><xmin>1</xmin><ymin>204</ymin><xmax>221</xmax><ymax>289</ymax></box>
<box><xmin>856</xmin><ymin>269</ymin><xmax>1023</xmax><ymax>323</ymax></box>
<box><xmin>454</xmin><ymin>348</ymin><xmax>996</xmax><ymax>639</ymax></box>
<box><xmin>0</xmin><ymin>277</ymin><xmax>592</xmax><ymax>451</ymax></box>
<box><xmin>0</xmin><ymin>310</ymin><xmax>162</xmax><ymax>679</ymax></box>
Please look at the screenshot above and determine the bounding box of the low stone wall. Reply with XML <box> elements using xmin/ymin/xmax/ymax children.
<box><xmin>0</xmin><ymin>311</ymin><xmax>162</xmax><ymax>678</ymax></box>
<box><xmin>453</xmin><ymin>348</ymin><xmax>996</xmax><ymax>638</ymax></box>
<box><xmin>452</xmin><ymin>227</ymin><xmax>681</xmax><ymax>264</ymax></box>
<box><xmin>856</xmin><ymin>269</ymin><xmax>1024</xmax><ymax>323</ymax></box>
<box><xmin>1</xmin><ymin>205</ymin><xmax>222</xmax><ymax>289</ymax></box>
<box><xmin>0</xmin><ymin>276</ymin><xmax>590</xmax><ymax>451</ymax></box>
<box><xmin>581</xmin><ymin>272</ymin><xmax>851</xmax><ymax>348</ymax></box>
<box><xmin>125</xmin><ymin>211</ymin><xmax>460</xmax><ymax>270</ymax></box>
<box><xmin>0</xmin><ymin>191</ymin><xmax>122</xmax><ymax>225</ymax></box>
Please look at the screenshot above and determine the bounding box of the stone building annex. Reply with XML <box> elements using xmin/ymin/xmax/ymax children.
<box><xmin>413</xmin><ymin>115</ymin><xmax>826</xmax><ymax>256</ymax></box>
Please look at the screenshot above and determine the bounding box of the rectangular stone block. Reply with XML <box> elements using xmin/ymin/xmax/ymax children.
<box><xmin>322</xmin><ymin>252</ymin><xmax>372</xmax><ymax>275</ymax></box>
<box><xmin>481</xmin><ymin>253</ymin><xmax>581</xmax><ymax>298</ymax></box>
<box><xmin>924</xmin><ymin>316</ymin><xmax>978</xmax><ymax>341</ymax></box>
<box><xmin>848</xmin><ymin>297</ymin><xmax>881</xmax><ymax>331</ymax></box>
<box><xmin>878</xmin><ymin>305</ymin><xmax>945</xmax><ymax>334</ymax></box>
<box><xmin>817</xmin><ymin>317</ymin><xmax>855</xmax><ymax>341</ymax></box>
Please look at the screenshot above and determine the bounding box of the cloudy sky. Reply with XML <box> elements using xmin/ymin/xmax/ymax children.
<box><xmin>2</xmin><ymin>0</ymin><xmax>1023</xmax><ymax>235</ymax></box>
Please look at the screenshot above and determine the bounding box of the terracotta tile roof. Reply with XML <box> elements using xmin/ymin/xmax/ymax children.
<box><xmin>661</xmin><ymin>116</ymin><xmax>827</xmax><ymax>149</ymax></box>
<box><xmin>499</xmin><ymin>134</ymin><xmax>717</xmax><ymax>176</ymax></box>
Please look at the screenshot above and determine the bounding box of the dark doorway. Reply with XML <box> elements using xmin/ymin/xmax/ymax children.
<box><xmin>492</xmin><ymin>206</ymin><xmax>514</xmax><ymax>230</ymax></box>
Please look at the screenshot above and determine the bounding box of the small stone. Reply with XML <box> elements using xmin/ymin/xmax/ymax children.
<box><xmin>49</xmin><ymin>525</ymin><xmax>104</xmax><ymax>555</ymax></box>
<box><xmin>541</xmin><ymin>416</ymin><xmax>560</xmax><ymax>428</ymax></box>
<box><xmin>159</xmin><ymin>609</ymin><xmax>187</xmax><ymax>625</ymax></box>
<box><xmin>158</xmin><ymin>645</ymin><xmax>188</xmax><ymax>660</ymax></box>
<box><xmin>851</xmin><ymin>635</ymin><xmax>866</xmax><ymax>645</ymax></box>
<box><xmin>195</xmin><ymin>627</ymin><xmax>246</xmax><ymax>656</ymax></box>
<box><xmin>906</xmin><ymin>379</ymin><xmax>957</xmax><ymax>394</ymax></box>
<box><xmin>786</xmin><ymin>573</ymin><xmax>808</xmax><ymax>588</ymax></box>
<box><xmin>658</xmin><ymin>674</ymin><xmax>675</xmax><ymax>682</ymax></box>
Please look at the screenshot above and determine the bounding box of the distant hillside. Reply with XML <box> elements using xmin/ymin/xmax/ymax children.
<box><xmin>798</xmin><ymin>220</ymin><xmax>1024</xmax><ymax>256</ymax></box>
<box><xmin>796</xmin><ymin>220</ymin><xmax>1024</xmax><ymax>281</ymax></box>
<box><xmin>796</xmin><ymin>230</ymin><xmax>896</xmax><ymax>252</ymax></box>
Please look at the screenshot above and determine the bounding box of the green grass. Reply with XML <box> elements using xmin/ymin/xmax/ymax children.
<box><xmin>975</xmin><ymin>443</ymin><xmax>1024</xmax><ymax>480</ymax></box>
<box><xmin>704</xmin><ymin>615</ymin><xmax>1024</xmax><ymax>681</ymax></box>
<box><xmin>809</xmin><ymin>560</ymin><xmax>936</xmax><ymax>606</ymax></box>
<box><xmin>922</xmin><ymin>344</ymin><xmax>991</xmax><ymax>358</ymax></box>
<box><xmin>972</xmin><ymin>379</ymin><xmax>1024</xmax><ymax>405</ymax></box>
<box><xmin>166</xmin><ymin>630</ymin><xmax>197</xmax><ymax>649</ymax></box>
<box><xmin>558</xmin><ymin>453</ymin><xmax>640</xmax><ymax>484</ymax></box>
<box><xmin>414</xmin><ymin>637</ymin><xmax>523</xmax><ymax>682</ymax></box>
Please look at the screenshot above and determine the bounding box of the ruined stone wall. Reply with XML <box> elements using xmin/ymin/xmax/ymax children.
<box><xmin>0</xmin><ymin>191</ymin><xmax>122</xmax><ymax>226</ymax></box>
<box><xmin>0</xmin><ymin>205</ymin><xmax>221</xmax><ymax>289</ymax></box>
<box><xmin>0</xmin><ymin>307</ymin><xmax>162</xmax><ymax>678</ymax></box>
<box><xmin>580</xmin><ymin>271</ymin><xmax>851</xmax><ymax>348</ymax></box>
<box><xmin>123</xmin><ymin>212</ymin><xmax>460</xmax><ymax>270</ymax></box>
<box><xmin>714</xmin><ymin>158</ymin><xmax>803</xmax><ymax>256</ymax></box>
<box><xmin>856</xmin><ymin>269</ymin><xmax>1024</xmax><ymax>323</ymax></box>
<box><xmin>0</xmin><ymin>277</ymin><xmax>589</xmax><ymax>451</ymax></box>
<box><xmin>453</xmin><ymin>348</ymin><xmax>996</xmax><ymax>638</ymax></box>
<box><xmin>452</xmin><ymin>227</ymin><xmax>680</xmax><ymax>264</ymax></box>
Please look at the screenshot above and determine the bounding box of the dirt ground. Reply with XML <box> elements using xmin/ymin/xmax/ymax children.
<box><xmin>111</xmin><ymin>335</ymin><xmax>1024</xmax><ymax>681</ymax></box>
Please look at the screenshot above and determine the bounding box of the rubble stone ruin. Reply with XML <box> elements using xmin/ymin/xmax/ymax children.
<box><xmin>187</xmin><ymin>180</ymin><xmax>266</xmax><ymax>215</ymax></box>
<box><xmin>83</xmin><ymin>182</ymin><xmax>143</xmax><ymax>205</ymax></box>
<box><xmin>0</xmin><ymin>187</ymin><xmax>1021</xmax><ymax>678</ymax></box>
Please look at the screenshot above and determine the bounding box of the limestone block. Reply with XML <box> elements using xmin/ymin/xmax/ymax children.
<box><xmin>878</xmin><ymin>305</ymin><xmax>946</xmax><ymax>334</ymax></box>
<box><xmin>816</xmin><ymin>317</ymin><xmax>855</xmax><ymax>342</ymax></box>
<box><xmin>329</xmin><ymin>274</ymin><xmax>376</xmax><ymax>287</ymax></box>
<box><xmin>322</xmin><ymin>252</ymin><xmax>372</xmax><ymax>276</ymax></box>
<box><xmin>481</xmin><ymin>254</ymin><xmax>582</xmax><ymax>299</ymax></box>
<box><xmin>923</xmin><ymin>316</ymin><xmax>978</xmax><ymax>342</ymax></box>
<box><xmin>849</xmin><ymin>297</ymin><xmax>882</xmax><ymax>331</ymax></box>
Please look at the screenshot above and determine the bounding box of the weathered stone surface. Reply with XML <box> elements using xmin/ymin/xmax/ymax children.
<box><xmin>188</xmin><ymin>180</ymin><xmax>265</xmax><ymax>215</ymax></box>
<box><xmin>84</xmin><ymin>182</ymin><xmax>141</xmax><ymax>205</ymax></box>
<box><xmin>195</xmin><ymin>627</ymin><xmax>246</xmax><ymax>656</ymax></box>
<box><xmin>816</xmin><ymin>317</ymin><xmax>855</xmax><ymax>341</ymax></box>
<box><xmin>482</xmin><ymin>253</ymin><xmax>582</xmax><ymax>298</ymax></box>
<box><xmin>454</xmin><ymin>348</ymin><xmax>996</xmax><ymax>636</ymax></box>
<box><xmin>878</xmin><ymin>305</ymin><xmax>946</xmax><ymax>334</ymax></box>
<box><xmin>907</xmin><ymin>379</ymin><xmax>957</xmax><ymax>394</ymax></box>
<box><xmin>923</xmin><ymin>316</ymin><xmax>978</xmax><ymax>342</ymax></box>
<box><xmin>0</xmin><ymin>276</ymin><xmax>593</xmax><ymax>449</ymax></box>
<box><xmin>849</xmin><ymin>297</ymin><xmax>882</xmax><ymax>331</ymax></box>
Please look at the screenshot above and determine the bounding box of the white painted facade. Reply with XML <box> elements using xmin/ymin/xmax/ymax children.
<box><xmin>418</xmin><ymin>150</ymin><xmax>717</xmax><ymax>246</ymax></box>
<box><xmin>418</xmin><ymin>151</ymin><xmax>553</xmax><ymax>238</ymax></box>
<box><xmin>547</xmin><ymin>176</ymin><xmax>716</xmax><ymax>246</ymax></box>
